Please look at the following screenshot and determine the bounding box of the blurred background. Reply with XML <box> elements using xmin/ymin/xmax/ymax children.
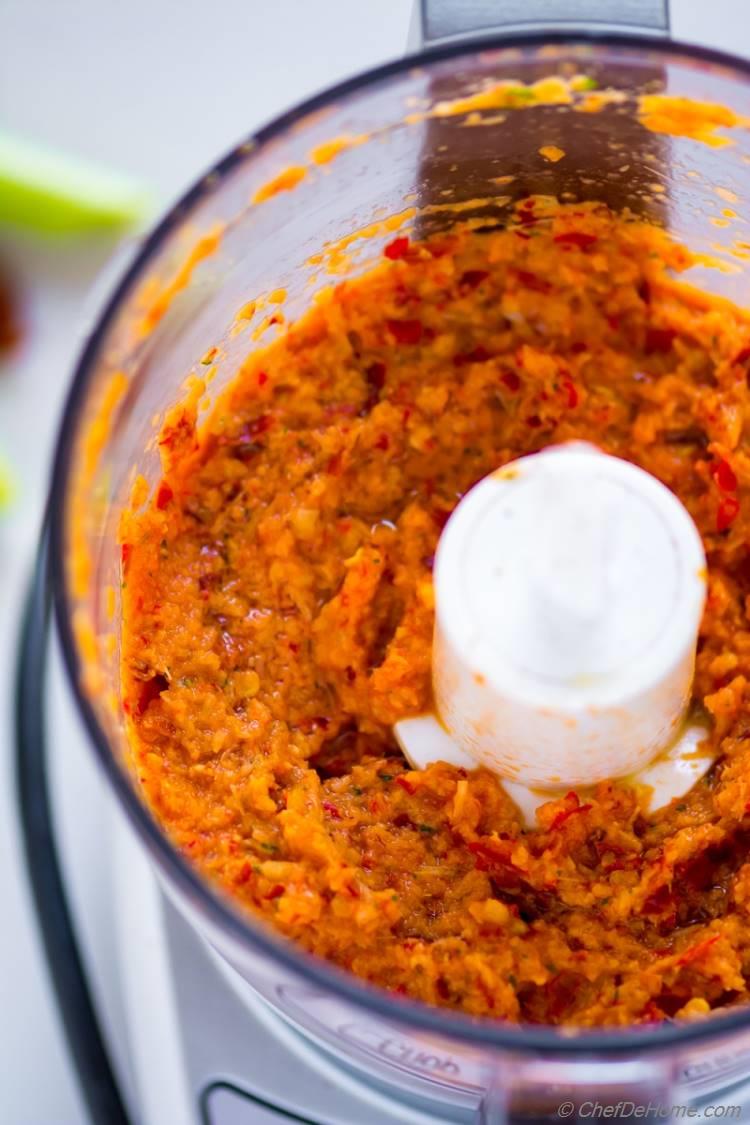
<box><xmin>0</xmin><ymin>1</ymin><xmax>745</xmax><ymax>1122</ymax></box>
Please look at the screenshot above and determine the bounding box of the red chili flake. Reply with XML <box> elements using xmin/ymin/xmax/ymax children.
<box><xmin>121</xmin><ymin>542</ymin><xmax>132</xmax><ymax>567</ymax></box>
<box><xmin>677</xmin><ymin>934</ymin><xmax>720</xmax><ymax>967</ymax></box>
<box><xmin>395</xmin><ymin>775</ymin><xmax>417</xmax><ymax>795</ymax></box>
<box><xmin>387</xmin><ymin>318</ymin><xmax>423</xmax><ymax>345</ymax></box>
<box><xmin>526</xmin><ymin>414</ymin><xmax>543</xmax><ymax>429</ymax></box>
<box><xmin>431</xmin><ymin>507</ymin><xmax>453</xmax><ymax>531</ymax></box>
<box><xmin>501</xmin><ymin>370</ymin><xmax>521</xmax><ymax>392</ymax></box>
<box><xmin>732</xmin><ymin>345</ymin><xmax>750</xmax><ymax>366</ymax></box>
<box><xmin>135</xmin><ymin>673</ymin><xmax>169</xmax><ymax>716</ymax></box>
<box><xmin>155</xmin><ymin>481</ymin><xmax>173</xmax><ymax>510</ymax></box>
<box><xmin>517</xmin><ymin>207</ymin><xmax>538</xmax><ymax>227</ymax></box>
<box><xmin>562</xmin><ymin>379</ymin><xmax>579</xmax><ymax>408</ymax></box>
<box><xmin>366</xmin><ymin>360</ymin><xmax>387</xmax><ymax>391</ymax></box>
<box><xmin>459</xmin><ymin>269</ymin><xmax>490</xmax><ymax>291</ymax></box>
<box><xmin>549</xmin><ymin>791</ymin><xmax>593</xmax><ymax>831</ymax></box>
<box><xmin>711</xmin><ymin>458</ymin><xmax>738</xmax><ymax>493</ymax></box>
<box><xmin>246</xmin><ymin>413</ymin><xmax>273</xmax><ymax>437</ymax></box>
<box><xmin>345</xmin><ymin>665</ymin><xmax>357</xmax><ymax>683</ymax></box>
<box><xmin>553</xmin><ymin>231</ymin><xmax>598</xmax><ymax>250</ymax></box>
<box><xmin>361</xmin><ymin>360</ymin><xmax>388</xmax><ymax>415</ymax></box>
<box><xmin>374</xmin><ymin>433</ymin><xmax>390</xmax><ymax>451</ymax></box>
<box><xmin>717</xmin><ymin>495</ymin><xmax>740</xmax><ymax>532</ymax></box>
<box><xmin>642</xmin><ymin>883</ymin><xmax>675</xmax><ymax>917</ymax></box>
<box><xmin>454</xmin><ymin>345</ymin><xmax>491</xmax><ymax>367</ymax></box>
<box><xmin>326</xmin><ymin>451</ymin><xmax>343</xmax><ymax>475</ymax></box>
<box><xmin>266</xmin><ymin>884</ymin><xmax>285</xmax><ymax>900</ymax></box>
<box><xmin>322</xmin><ymin>801</ymin><xmax>342</xmax><ymax>820</ymax></box>
<box><xmin>644</xmin><ymin>327</ymin><xmax>676</xmax><ymax>354</ymax></box>
<box><xmin>235</xmin><ymin>862</ymin><xmax>253</xmax><ymax>885</ymax></box>
<box><xmin>384</xmin><ymin>236</ymin><xmax>410</xmax><ymax>260</ymax></box>
<box><xmin>467</xmin><ymin>839</ymin><xmax>514</xmax><ymax>872</ymax></box>
<box><xmin>288</xmin><ymin>641</ymin><xmax>300</xmax><ymax>654</ymax></box>
<box><xmin>257</xmin><ymin>371</ymin><xmax>269</xmax><ymax>386</ymax></box>
<box><xmin>638</xmin><ymin>279</ymin><xmax>652</xmax><ymax>304</ymax></box>
<box><xmin>514</xmin><ymin>230</ymin><xmax>531</xmax><ymax>241</ymax></box>
<box><xmin>516</xmin><ymin>270</ymin><xmax>551</xmax><ymax>295</ymax></box>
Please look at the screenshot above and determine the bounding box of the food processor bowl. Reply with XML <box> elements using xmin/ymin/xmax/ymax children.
<box><xmin>48</xmin><ymin>8</ymin><xmax>750</xmax><ymax>1121</ymax></box>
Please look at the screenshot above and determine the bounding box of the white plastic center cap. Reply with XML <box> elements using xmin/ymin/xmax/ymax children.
<box><xmin>431</xmin><ymin>443</ymin><xmax>707</xmax><ymax>788</ymax></box>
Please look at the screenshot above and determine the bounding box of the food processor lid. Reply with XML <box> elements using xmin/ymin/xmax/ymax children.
<box><xmin>46</xmin><ymin>24</ymin><xmax>750</xmax><ymax>1057</ymax></box>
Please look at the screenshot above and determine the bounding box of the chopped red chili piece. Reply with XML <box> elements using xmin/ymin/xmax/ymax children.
<box><xmin>266</xmin><ymin>884</ymin><xmax>285</xmax><ymax>900</ymax></box>
<box><xmin>384</xmin><ymin>236</ymin><xmax>410</xmax><ymax>260</ymax></box>
<box><xmin>257</xmin><ymin>371</ymin><xmax>269</xmax><ymax>386</ymax></box>
<box><xmin>501</xmin><ymin>370</ymin><xmax>521</xmax><ymax>392</ymax></box>
<box><xmin>712</xmin><ymin>459</ymin><xmax>738</xmax><ymax>493</ymax></box>
<box><xmin>322</xmin><ymin>801</ymin><xmax>342</xmax><ymax>819</ymax></box>
<box><xmin>459</xmin><ymin>269</ymin><xmax>490</xmax><ymax>291</ymax></box>
<box><xmin>121</xmin><ymin>542</ymin><xmax>132</xmax><ymax>567</ymax></box>
<box><xmin>431</xmin><ymin>507</ymin><xmax>453</xmax><ymax>531</ymax></box>
<box><xmin>366</xmin><ymin>360</ymin><xmax>387</xmax><ymax>390</ymax></box>
<box><xmin>717</xmin><ymin>495</ymin><xmax>740</xmax><ymax>532</ymax></box>
<box><xmin>235</xmin><ymin>862</ymin><xmax>253</xmax><ymax>885</ymax></box>
<box><xmin>732</xmin><ymin>345</ymin><xmax>750</xmax><ymax>366</ymax></box>
<box><xmin>562</xmin><ymin>379</ymin><xmax>579</xmax><ymax>408</ymax></box>
<box><xmin>454</xmin><ymin>345</ymin><xmax>492</xmax><ymax>366</ymax></box>
<box><xmin>246</xmin><ymin>414</ymin><xmax>273</xmax><ymax>437</ymax></box>
<box><xmin>467</xmin><ymin>839</ymin><xmax>515</xmax><ymax>872</ymax></box>
<box><xmin>374</xmin><ymin>433</ymin><xmax>390</xmax><ymax>451</ymax></box>
<box><xmin>677</xmin><ymin>934</ymin><xmax>720</xmax><ymax>966</ymax></box>
<box><xmin>395</xmin><ymin>775</ymin><xmax>417</xmax><ymax>795</ymax></box>
<box><xmin>644</xmin><ymin>327</ymin><xmax>676</xmax><ymax>354</ymax></box>
<box><xmin>387</xmin><ymin>318</ymin><xmax>423</xmax><ymax>345</ymax></box>
<box><xmin>549</xmin><ymin>792</ymin><xmax>593</xmax><ymax>831</ymax></box>
<box><xmin>553</xmin><ymin>231</ymin><xmax>598</xmax><ymax>249</ymax></box>
<box><xmin>156</xmin><ymin>481</ymin><xmax>174</xmax><ymax>509</ymax></box>
<box><xmin>516</xmin><ymin>270</ymin><xmax>551</xmax><ymax>294</ymax></box>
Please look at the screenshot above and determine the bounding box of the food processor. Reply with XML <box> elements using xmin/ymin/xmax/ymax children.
<box><xmin>15</xmin><ymin>2</ymin><xmax>750</xmax><ymax>1121</ymax></box>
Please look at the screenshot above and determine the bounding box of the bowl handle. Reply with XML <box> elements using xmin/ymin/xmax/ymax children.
<box><xmin>478</xmin><ymin>1056</ymin><xmax>678</xmax><ymax>1124</ymax></box>
<box><xmin>410</xmin><ymin>0</ymin><xmax>670</xmax><ymax>48</ymax></box>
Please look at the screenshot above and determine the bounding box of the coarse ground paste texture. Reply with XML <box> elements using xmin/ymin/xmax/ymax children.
<box><xmin>121</xmin><ymin>200</ymin><xmax>750</xmax><ymax>1027</ymax></box>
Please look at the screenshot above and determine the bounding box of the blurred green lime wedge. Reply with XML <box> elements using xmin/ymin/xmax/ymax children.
<box><xmin>0</xmin><ymin>132</ymin><xmax>152</xmax><ymax>236</ymax></box>
<box><xmin>0</xmin><ymin>451</ymin><xmax>16</xmax><ymax>511</ymax></box>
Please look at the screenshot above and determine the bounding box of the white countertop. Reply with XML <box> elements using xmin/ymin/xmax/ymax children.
<box><xmin>0</xmin><ymin>2</ymin><xmax>745</xmax><ymax>1122</ymax></box>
